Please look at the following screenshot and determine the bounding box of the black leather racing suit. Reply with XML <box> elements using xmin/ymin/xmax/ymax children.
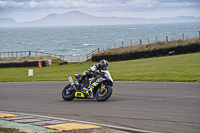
<box><xmin>78</xmin><ymin>63</ymin><xmax>104</xmax><ymax>86</ymax></box>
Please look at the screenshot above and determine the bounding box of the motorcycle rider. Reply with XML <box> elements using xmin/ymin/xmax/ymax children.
<box><xmin>78</xmin><ymin>59</ymin><xmax>109</xmax><ymax>92</ymax></box>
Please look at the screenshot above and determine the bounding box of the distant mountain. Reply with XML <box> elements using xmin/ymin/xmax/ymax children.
<box><xmin>0</xmin><ymin>18</ymin><xmax>18</xmax><ymax>27</ymax></box>
<box><xmin>0</xmin><ymin>11</ymin><xmax>200</xmax><ymax>27</ymax></box>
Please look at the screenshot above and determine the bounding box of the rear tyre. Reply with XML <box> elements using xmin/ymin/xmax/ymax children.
<box><xmin>95</xmin><ymin>85</ymin><xmax>113</xmax><ymax>102</ymax></box>
<box><xmin>62</xmin><ymin>84</ymin><xmax>75</xmax><ymax>101</ymax></box>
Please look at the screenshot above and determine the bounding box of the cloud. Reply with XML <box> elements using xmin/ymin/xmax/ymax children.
<box><xmin>155</xmin><ymin>0</ymin><xmax>200</xmax><ymax>8</ymax></box>
<box><xmin>0</xmin><ymin>0</ymin><xmax>200</xmax><ymax>21</ymax></box>
<box><xmin>0</xmin><ymin>0</ymin><xmax>200</xmax><ymax>12</ymax></box>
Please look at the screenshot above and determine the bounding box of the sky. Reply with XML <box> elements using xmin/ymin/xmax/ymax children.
<box><xmin>0</xmin><ymin>0</ymin><xmax>200</xmax><ymax>22</ymax></box>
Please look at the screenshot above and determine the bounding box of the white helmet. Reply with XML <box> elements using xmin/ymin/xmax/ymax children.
<box><xmin>99</xmin><ymin>60</ymin><xmax>109</xmax><ymax>70</ymax></box>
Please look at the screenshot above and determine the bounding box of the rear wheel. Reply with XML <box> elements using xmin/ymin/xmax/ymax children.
<box><xmin>95</xmin><ymin>84</ymin><xmax>113</xmax><ymax>102</ymax></box>
<box><xmin>62</xmin><ymin>84</ymin><xmax>75</xmax><ymax>101</ymax></box>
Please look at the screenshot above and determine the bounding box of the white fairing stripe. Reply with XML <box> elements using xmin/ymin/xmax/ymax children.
<box><xmin>101</xmin><ymin>70</ymin><xmax>113</xmax><ymax>82</ymax></box>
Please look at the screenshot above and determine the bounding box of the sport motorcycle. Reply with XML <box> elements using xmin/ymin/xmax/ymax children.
<box><xmin>62</xmin><ymin>70</ymin><xmax>113</xmax><ymax>101</ymax></box>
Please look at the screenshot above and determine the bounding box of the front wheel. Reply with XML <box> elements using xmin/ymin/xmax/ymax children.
<box><xmin>62</xmin><ymin>84</ymin><xmax>75</xmax><ymax>101</ymax></box>
<box><xmin>95</xmin><ymin>85</ymin><xmax>113</xmax><ymax>102</ymax></box>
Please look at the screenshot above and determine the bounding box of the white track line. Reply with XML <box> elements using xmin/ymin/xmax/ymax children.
<box><xmin>0</xmin><ymin>111</ymin><xmax>160</xmax><ymax>133</ymax></box>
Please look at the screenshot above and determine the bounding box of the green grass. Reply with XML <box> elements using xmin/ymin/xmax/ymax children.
<box><xmin>0</xmin><ymin>53</ymin><xmax>200</xmax><ymax>82</ymax></box>
<box><xmin>110</xmin><ymin>53</ymin><xmax>200</xmax><ymax>82</ymax></box>
<box><xmin>94</xmin><ymin>38</ymin><xmax>200</xmax><ymax>56</ymax></box>
<box><xmin>0</xmin><ymin>127</ymin><xmax>26</xmax><ymax>133</ymax></box>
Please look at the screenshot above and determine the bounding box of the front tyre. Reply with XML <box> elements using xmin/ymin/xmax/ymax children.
<box><xmin>95</xmin><ymin>85</ymin><xmax>113</xmax><ymax>102</ymax></box>
<box><xmin>62</xmin><ymin>84</ymin><xmax>75</xmax><ymax>101</ymax></box>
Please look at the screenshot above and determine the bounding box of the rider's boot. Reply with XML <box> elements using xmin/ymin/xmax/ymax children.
<box><xmin>77</xmin><ymin>78</ymin><xmax>83</xmax><ymax>90</ymax></box>
<box><xmin>78</xmin><ymin>79</ymin><xmax>82</xmax><ymax>84</ymax></box>
<box><xmin>77</xmin><ymin>77</ymin><xmax>83</xmax><ymax>87</ymax></box>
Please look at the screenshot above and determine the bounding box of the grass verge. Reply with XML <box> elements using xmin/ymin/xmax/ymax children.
<box><xmin>0</xmin><ymin>127</ymin><xmax>25</xmax><ymax>133</ymax></box>
<box><xmin>94</xmin><ymin>38</ymin><xmax>200</xmax><ymax>56</ymax></box>
<box><xmin>0</xmin><ymin>53</ymin><xmax>199</xmax><ymax>82</ymax></box>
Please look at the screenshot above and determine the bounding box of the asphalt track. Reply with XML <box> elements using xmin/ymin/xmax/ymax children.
<box><xmin>0</xmin><ymin>81</ymin><xmax>200</xmax><ymax>133</ymax></box>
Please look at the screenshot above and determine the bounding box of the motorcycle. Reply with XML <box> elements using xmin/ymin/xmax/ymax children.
<box><xmin>62</xmin><ymin>70</ymin><xmax>113</xmax><ymax>101</ymax></box>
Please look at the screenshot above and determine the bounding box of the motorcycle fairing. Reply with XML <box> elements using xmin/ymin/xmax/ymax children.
<box><xmin>74</xmin><ymin>77</ymin><xmax>105</xmax><ymax>98</ymax></box>
<box><xmin>74</xmin><ymin>71</ymin><xmax>112</xmax><ymax>99</ymax></box>
<box><xmin>88</xmin><ymin>77</ymin><xmax>105</xmax><ymax>89</ymax></box>
<box><xmin>75</xmin><ymin>90</ymin><xmax>85</xmax><ymax>98</ymax></box>
<box><xmin>75</xmin><ymin>87</ymin><xmax>93</xmax><ymax>98</ymax></box>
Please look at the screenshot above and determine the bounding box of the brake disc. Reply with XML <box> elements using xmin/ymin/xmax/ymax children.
<box><xmin>98</xmin><ymin>89</ymin><xmax>107</xmax><ymax>97</ymax></box>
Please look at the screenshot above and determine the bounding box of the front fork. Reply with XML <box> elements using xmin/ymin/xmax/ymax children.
<box><xmin>100</xmin><ymin>82</ymin><xmax>106</xmax><ymax>93</ymax></box>
<box><xmin>87</xmin><ymin>81</ymin><xmax>105</xmax><ymax>93</ymax></box>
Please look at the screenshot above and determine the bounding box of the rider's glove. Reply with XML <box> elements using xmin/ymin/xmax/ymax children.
<box><xmin>99</xmin><ymin>72</ymin><xmax>105</xmax><ymax>76</ymax></box>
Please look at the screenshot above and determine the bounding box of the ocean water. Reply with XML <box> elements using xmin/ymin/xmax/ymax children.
<box><xmin>0</xmin><ymin>22</ymin><xmax>200</xmax><ymax>62</ymax></box>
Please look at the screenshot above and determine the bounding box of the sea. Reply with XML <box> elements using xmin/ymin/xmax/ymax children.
<box><xmin>0</xmin><ymin>22</ymin><xmax>200</xmax><ymax>62</ymax></box>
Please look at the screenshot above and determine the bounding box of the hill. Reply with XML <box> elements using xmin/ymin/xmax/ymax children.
<box><xmin>94</xmin><ymin>38</ymin><xmax>200</xmax><ymax>56</ymax></box>
<box><xmin>0</xmin><ymin>11</ymin><xmax>200</xmax><ymax>27</ymax></box>
<box><xmin>0</xmin><ymin>18</ymin><xmax>18</xmax><ymax>27</ymax></box>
